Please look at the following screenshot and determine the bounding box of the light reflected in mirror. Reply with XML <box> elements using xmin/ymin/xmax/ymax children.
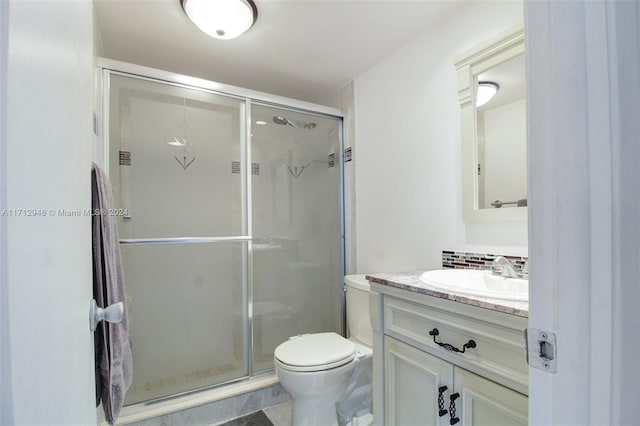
<box><xmin>475</xmin><ymin>54</ymin><xmax>527</xmax><ymax>210</ymax></box>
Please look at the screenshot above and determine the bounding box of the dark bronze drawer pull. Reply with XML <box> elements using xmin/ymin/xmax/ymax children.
<box><xmin>429</xmin><ymin>328</ymin><xmax>476</xmax><ymax>353</ymax></box>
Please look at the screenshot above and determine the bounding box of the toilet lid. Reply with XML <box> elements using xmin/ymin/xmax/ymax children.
<box><xmin>274</xmin><ymin>332</ymin><xmax>356</xmax><ymax>372</ymax></box>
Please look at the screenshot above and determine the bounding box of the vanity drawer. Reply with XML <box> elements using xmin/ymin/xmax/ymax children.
<box><xmin>383</xmin><ymin>295</ymin><xmax>528</xmax><ymax>394</ymax></box>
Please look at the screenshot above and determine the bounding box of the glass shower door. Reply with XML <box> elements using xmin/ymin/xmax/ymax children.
<box><xmin>107</xmin><ymin>73</ymin><xmax>249</xmax><ymax>404</ymax></box>
<box><xmin>250</xmin><ymin>104</ymin><xmax>344</xmax><ymax>372</ymax></box>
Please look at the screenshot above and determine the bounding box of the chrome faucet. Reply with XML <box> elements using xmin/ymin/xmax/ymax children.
<box><xmin>492</xmin><ymin>256</ymin><xmax>519</xmax><ymax>278</ymax></box>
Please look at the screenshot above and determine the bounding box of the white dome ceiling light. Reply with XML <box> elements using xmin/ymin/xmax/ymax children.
<box><xmin>476</xmin><ymin>81</ymin><xmax>499</xmax><ymax>107</ymax></box>
<box><xmin>181</xmin><ymin>0</ymin><xmax>258</xmax><ymax>40</ymax></box>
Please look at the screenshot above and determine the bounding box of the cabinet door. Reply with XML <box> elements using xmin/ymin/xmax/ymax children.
<box><xmin>454</xmin><ymin>367</ymin><xmax>528</xmax><ymax>426</ymax></box>
<box><xmin>384</xmin><ymin>336</ymin><xmax>454</xmax><ymax>426</ymax></box>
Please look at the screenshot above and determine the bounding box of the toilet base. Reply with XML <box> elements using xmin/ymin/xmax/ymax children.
<box><xmin>291</xmin><ymin>397</ymin><xmax>340</xmax><ymax>426</ymax></box>
<box><xmin>345</xmin><ymin>412</ymin><xmax>374</xmax><ymax>426</ymax></box>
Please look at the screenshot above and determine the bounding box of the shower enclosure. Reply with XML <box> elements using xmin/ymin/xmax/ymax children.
<box><xmin>100</xmin><ymin>63</ymin><xmax>344</xmax><ymax>405</ymax></box>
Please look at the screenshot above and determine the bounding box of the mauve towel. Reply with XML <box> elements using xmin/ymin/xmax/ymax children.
<box><xmin>92</xmin><ymin>162</ymin><xmax>133</xmax><ymax>425</ymax></box>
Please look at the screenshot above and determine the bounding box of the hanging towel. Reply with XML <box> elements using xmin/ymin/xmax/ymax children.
<box><xmin>92</xmin><ymin>162</ymin><xmax>133</xmax><ymax>425</ymax></box>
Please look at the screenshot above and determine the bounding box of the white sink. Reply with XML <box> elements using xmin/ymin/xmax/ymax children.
<box><xmin>419</xmin><ymin>269</ymin><xmax>528</xmax><ymax>301</ymax></box>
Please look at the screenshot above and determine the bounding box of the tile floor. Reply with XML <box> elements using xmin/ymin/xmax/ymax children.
<box><xmin>262</xmin><ymin>401</ymin><xmax>292</xmax><ymax>426</ymax></box>
<box><xmin>218</xmin><ymin>410</ymin><xmax>272</xmax><ymax>426</ymax></box>
<box><xmin>215</xmin><ymin>401</ymin><xmax>292</xmax><ymax>426</ymax></box>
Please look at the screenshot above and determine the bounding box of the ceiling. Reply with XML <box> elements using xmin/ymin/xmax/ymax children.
<box><xmin>94</xmin><ymin>0</ymin><xmax>465</xmax><ymax>104</ymax></box>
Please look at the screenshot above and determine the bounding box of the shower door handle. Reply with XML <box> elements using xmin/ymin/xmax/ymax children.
<box><xmin>89</xmin><ymin>299</ymin><xmax>124</xmax><ymax>332</ymax></box>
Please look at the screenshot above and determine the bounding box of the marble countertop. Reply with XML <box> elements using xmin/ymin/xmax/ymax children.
<box><xmin>365</xmin><ymin>270</ymin><xmax>529</xmax><ymax>318</ymax></box>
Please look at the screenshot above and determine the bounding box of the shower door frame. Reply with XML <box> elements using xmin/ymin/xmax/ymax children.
<box><xmin>94</xmin><ymin>57</ymin><xmax>347</xmax><ymax>400</ymax></box>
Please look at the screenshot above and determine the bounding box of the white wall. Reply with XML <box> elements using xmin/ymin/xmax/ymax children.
<box><xmin>354</xmin><ymin>1</ymin><xmax>526</xmax><ymax>274</ymax></box>
<box><xmin>2</xmin><ymin>0</ymin><xmax>96</xmax><ymax>424</ymax></box>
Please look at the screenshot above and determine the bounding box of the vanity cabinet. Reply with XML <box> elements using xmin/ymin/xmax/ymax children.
<box><xmin>385</xmin><ymin>336</ymin><xmax>527</xmax><ymax>425</ymax></box>
<box><xmin>370</xmin><ymin>283</ymin><xmax>528</xmax><ymax>426</ymax></box>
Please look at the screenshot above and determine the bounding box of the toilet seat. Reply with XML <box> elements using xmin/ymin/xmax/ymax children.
<box><xmin>274</xmin><ymin>332</ymin><xmax>356</xmax><ymax>372</ymax></box>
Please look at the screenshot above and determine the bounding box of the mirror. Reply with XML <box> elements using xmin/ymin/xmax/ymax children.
<box><xmin>456</xmin><ymin>27</ymin><xmax>526</xmax><ymax>222</ymax></box>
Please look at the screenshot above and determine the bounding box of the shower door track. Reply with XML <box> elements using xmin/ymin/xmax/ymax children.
<box><xmin>120</xmin><ymin>236</ymin><xmax>252</xmax><ymax>245</ymax></box>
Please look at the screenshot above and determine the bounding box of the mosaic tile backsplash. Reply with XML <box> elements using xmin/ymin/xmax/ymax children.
<box><xmin>442</xmin><ymin>250</ymin><xmax>528</xmax><ymax>273</ymax></box>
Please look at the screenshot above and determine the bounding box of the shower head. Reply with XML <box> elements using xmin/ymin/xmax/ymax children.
<box><xmin>272</xmin><ymin>116</ymin><xmax>317</xmax><ymax>130</ymax></box>
<box><xmin>273</xmin><ymin>116</ymin><xmax>297</xmax><ymax>128</ymax></box>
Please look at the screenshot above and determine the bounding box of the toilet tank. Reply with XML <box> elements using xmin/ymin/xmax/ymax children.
<box><xmin>345</xmin><ymin>275</ymin><xmax>372</xmax><ymax>347</ymax></box>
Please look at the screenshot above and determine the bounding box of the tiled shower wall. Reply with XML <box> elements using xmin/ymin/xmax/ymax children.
<box><xmin>442</xmin><ymin>251</ymin><xmax>528</xmax><ymax>273</ymax></box>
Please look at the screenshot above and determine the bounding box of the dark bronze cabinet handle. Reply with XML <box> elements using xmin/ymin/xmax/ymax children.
<box><xmin>429</xmin><ymin>328</ymin><xmax>477</xmax><ymax>353</ymax></box>
<box><xmin>449</xmin><ymin>392</ymin><xmax>460</xmax><ymax>425</ymax></box>
<box><xmin>437</xmin><ymin>385</ymin><xmax>448</xmax><ymax>417</ymax></box>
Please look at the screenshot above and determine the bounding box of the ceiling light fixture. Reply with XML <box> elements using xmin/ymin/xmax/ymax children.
<box><xmin>476</xmin><ymin>81</ymin><xmax>499</xmax><ymax>107</ymax></box>
<box><xmin>181</xmin><ymin>0</ymin><xmax>258</xmax><ymax>40</ymax></box>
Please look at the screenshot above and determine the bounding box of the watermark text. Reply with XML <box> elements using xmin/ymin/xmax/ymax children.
<box><xmin>1</xmin><ymin>208</ymin><xmax>129</xmax><ymax>217</ymax></box>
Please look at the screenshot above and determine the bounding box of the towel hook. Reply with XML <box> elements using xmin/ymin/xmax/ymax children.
<box><xmin>90</xmin><ymin>299</ymin><xmax>124</xmax><ymax>332</ymax></box>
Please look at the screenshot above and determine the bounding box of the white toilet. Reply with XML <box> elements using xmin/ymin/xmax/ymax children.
<box><xmin>274</xmin><ymin>275</ymin><xmax>373</xmax><ymax>426</ymax></box>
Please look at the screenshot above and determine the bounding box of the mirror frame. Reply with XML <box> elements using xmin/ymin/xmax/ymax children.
<box><xmin>455</xmin><ymin>26</ymin><xmax>526</xmax><ymax>223</ymax></box>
